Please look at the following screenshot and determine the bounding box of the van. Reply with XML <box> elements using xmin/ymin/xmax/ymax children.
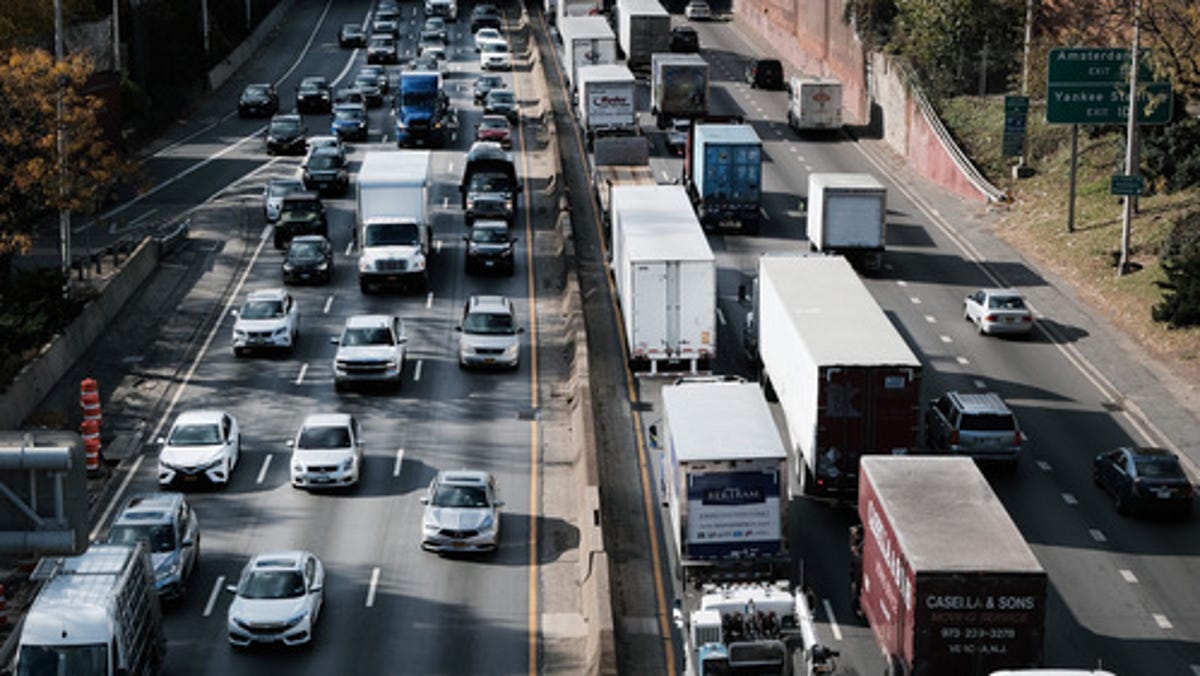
<box><xmin>925</xmin><ymin>391</ymin><xmax>1023</xmax><ymax>468</ymax></box>
<box><xmin>744</xmin><ymin>58</ymin><xmax>783</xmax><ymax>90</ymax></box>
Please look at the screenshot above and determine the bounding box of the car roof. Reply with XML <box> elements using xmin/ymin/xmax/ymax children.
<box><xmin>345</xmin><ymin>314</ymin><xmax>396</xmax><ymax>328</ymax></box>
<box><xmin>245</xmin><ymin>82</ymin><xmax>273</xmax><ymax>90</ymax></box>
<box><xmin>300</xmin><ymin>412</ymin><xmax>354</xmax><ymax>428</ymax></box>
<box><xmin>467</xmin><ymin>141</ymin><xmax>509</xmax><ymax>161</ymax></box>
<box><xmin>436</xmin><ymin>469</ymin><xmax>492</xmax><ymax>486</ymax></box>
<box><xmin>246</xmin><ymin>288</ymin><xmax>289</xmax><ymax>302</ymax></box>
<box><xmin>473</xmin><ymin>219</ymin><xmax>510</xmax><ymax>230</ymax></box>
<box><xmin>945</xmin><ymin>391</ymin><xmax>1012</xmax><ymax>415</ymax></box>
<box><xmin>308</xmin><ymin>135</ymin><xmax>340</xmax><ymax>146</ymax></box>
<box><xmin>272</xmin><ymin>114</ymin><xmax>302</xmax><ymax>123</ymax></box>
<box><xmin>468</xmin><ymin>295</ymin><xmax>513</xmax><ymax>314</ymax></box>
<box><xmin>480</xmin><ymin>114</ymin><xmax>509</xmax><ymax>124</ymax></box>
<box><xmin>248</xmin><ymin>550</ymin><xmax>308</xmax><ymax>570</ymax></box>
<box><xmin>300</xmin><ymin>76</ymin><xmax>327</xmax><ymax>85</ymax></box>
<box><xmin>282</xmin><ymin>191</ymin><xmax>321</xmax><ymax>202</ymax></box>
<box><xmin>290</xmin><ymin>234</ymin><xmax>328</xmax><ymax>245</ymax></box>
<box><xmin>269</xmin><ymin>177</ymin><xmax>305</xmax><ymax>187</ymax></box>
<box><xmin>173</xmin><ymin>410</ymin><xmax>227</xmax><ymax>426</ymax></box>
<box><xmin>114</xmin><ymin>493</ymin><xmax>185</xmax><ymax>525</ymax></box>
<box><xmin>979</xmin><ymin>287</ymin><xmax>1022</xmax><ymax>296</ymax></box>
<box><xmin>309</xmin><ymin>147</ymin><xmax>343</xmax><ymax>158</ymax></box>
<box><xmin>1125</xmin><ymin>446</ymin><xmax>1177</xmax><ymax>459</ymax></box>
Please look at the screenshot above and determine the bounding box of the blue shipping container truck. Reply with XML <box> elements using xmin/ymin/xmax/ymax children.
<box><xmin>687</xmin><ymin>124</ymin><xmax>762</xmax><ymax>233</ymax></box>
<box><xmin>396</xmin><ymin>72</ymin><xmax>450</xmax><ymax>148</ymax></box>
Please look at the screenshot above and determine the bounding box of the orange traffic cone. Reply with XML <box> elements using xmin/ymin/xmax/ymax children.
<box><xmin>81</xmin><ymin>419</ymin><xmax>102</xmax><ymax>475</ymax></box>
<box><xmin>80</xmin><ymin>378</ymin><xmax>102</xmax><ymax>425</ymax></box>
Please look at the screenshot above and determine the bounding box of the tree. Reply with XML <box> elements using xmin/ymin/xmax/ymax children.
<box><xmin>889</xmin><ymin>0</ymin><xmax>1025</xmax><ymax>97</ymax></box>
<box><xmin>1141</xmin><ymin>0</ymin><xmax>1200</xmax><ymax>101</ymax></box>
<box><xmin>0</xmin><ymin>48</ymin><xmax>132</xmax><ymax>266</ymax></box>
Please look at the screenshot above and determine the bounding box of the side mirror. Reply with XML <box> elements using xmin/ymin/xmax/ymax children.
<box><xmin>510</xmin><ymin>237</ymin><xmax>518</xmax><ymax>244</ymax></box>
<box><xmin>226</xmin><ymin>584</ymin><xmax>238</xmax><ymax>594</ymax></box>
<box><xmin>737</xmin><ymin>284</ymin><xmax>747</xmax><ymax>303</ymax></box>
<box><xmin>494</xmin><ymin>500</ymin><xmax>506</xmax><ymax>508</ymax></box>
<box><xmin>398</xmin><ymin>335</ymin><xmax>409</xmax><ymax>344</ymax></box>
<box><xmin>419</xmin><ymin>497</ymin><xmax>429</xmax><ymax>505</ymax></box>
<box><xmin>462</xmin><ymin>235</ymin><xmax>470</xmax><ymax>242</ymax></box>
<box><xmin>156</xmin><ymin>436</ymin><xmax>166</xmax><ymax>445</ymax></box>
<box><xmin>518</xmin><ymin>326</ymin><xmax>526</xmax><ymax>333</ymax></box>
<box><xmin>648</xmin><ymin>424</ymin><xmax>659</xmax><ymax>448</ymax></box>
<box><xmin>230</xmin><ymin>309</ymin><xmax>239</xmax><ymax>317</ymax></box>
<box><xmin>330</xmin><ymin>337</ymin><xmax>340</xmax><ymax>345</ymax></box>
<box><xmin>454</xmin><ymin>326</ymin><xmax>463</xmax><ymax>332</ymax></box>
<box><xmin>182</xmin><ymin>537</ymin><xmax>195</xmax><ymax>548</ymax></box>
<box><xmin>310</xmin><ymin>583</ymin><xmax>323</xmax><ymax>593</ymax></box>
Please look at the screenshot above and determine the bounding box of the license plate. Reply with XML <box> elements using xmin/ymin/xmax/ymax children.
<box><xmin>313</xmin><ymin>473</ymin><xmax>331</xmax><ymax>483</ymax></box>
<box><xmin>484</xmin><ymin>358</ymin><xmax>495</xmax><ymax>364</ymax></box>
<box><xmin>386</xmin><ymin>275</ymin><xmax>399</xmax><ymax>282</ymax></box>
<box><xmin>300</xmin><ymin>273</ymin><xmax>311</xmax><ymax>279</ymax></box>
<box><xmin>183</xmin><ymin>475</ymin><xmax>199</xmax><ymax>483</ymax></box>
<box><xmin>484</xmin><ymin>260</ymin><xmax>495</xmax><ymax>267</ymax></box>
<box><xmin>452</xmin><ymin>541</ymin><xmax>466</xmax><ymax>548</ymax></box>
<box><xmin>1156</xmin><ymin>488</ymin><xmax>1173</xmax><ymax>498</ymax></box>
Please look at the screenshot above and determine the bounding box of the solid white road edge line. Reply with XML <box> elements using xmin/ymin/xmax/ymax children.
<box><xmin>89</xmin><ymin>455</ymin><xmax>145</xmax><ymax>541</ymax></box>
<box><xmin>821</xmin><ymin>599</ymin><xmax>842</xmax><ymax>641</ymax></box>
<box><xmin>203</xmin><ymin>575</ymin><xmax>226</xmax><ymax>617</ymax></box>
<box><xmin>257</xmin><ymin>454</ymin><xmax>273</xmax><ymax>484</ymax></box>
<box><xmin>366</xmin><ymin>567</ymin><xmax>381</xmax><ymax>607</ymax></box>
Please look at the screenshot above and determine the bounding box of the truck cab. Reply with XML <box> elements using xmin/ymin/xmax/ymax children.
<box><xmin>356</xmin><ymin>151</ymin><xmax>432</xmax><ymax>292</ymax></box>
<box><xmin>396</xmin><ymin>71</ymin><xmax>453</xmax><ymax>148</ymax></box>
<box><xmin>460</xmin><ymin>142</ymin><xmax>521</xmax><ymax>226</ymax></box>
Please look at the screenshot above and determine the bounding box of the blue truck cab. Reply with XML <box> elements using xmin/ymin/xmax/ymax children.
<box><xmin>396</xmin><ymin>71</ymin><xmax>451</xmax><ymax>148</ymax></box>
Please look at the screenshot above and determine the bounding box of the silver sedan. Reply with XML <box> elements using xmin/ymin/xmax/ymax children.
<box><xmin>963</xmin><ymin>288</ymin><xmax>1033</xmax><ymax>336</ymax></box>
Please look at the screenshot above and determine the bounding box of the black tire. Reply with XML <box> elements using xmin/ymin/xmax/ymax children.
<box><xmin>233</xmin><ymin>347</ymin><xmax>244</xmax><ymax>358</ymax></box>
<box><xmin>359</xmin><ymin>279</ymin><xmax>372</xmax><ymax>294</ymax></box>
<box><xmin>1115</xmin><ymin>491</ymin><xmax>1130</xmax><ymax>515</ymax></box>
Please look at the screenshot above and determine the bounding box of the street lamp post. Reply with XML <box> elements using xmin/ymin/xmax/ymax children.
<box><xmin>55</xmin><ymin>0</ymin><xmax>71</xmax><ymax>298</ymax></box>
<box><xmin>1118</xmin><ymin>0</ymin><xmax>1142</xmax><ymax>276</ymax></box>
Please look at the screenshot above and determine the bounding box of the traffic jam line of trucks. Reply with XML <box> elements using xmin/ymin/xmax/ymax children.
<box><xmin>547</xmin><ymin>1</ymin><xmax>1117</xmax><ymax>673</ymax></box>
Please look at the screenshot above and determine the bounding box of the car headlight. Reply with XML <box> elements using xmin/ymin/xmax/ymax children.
<box><xmin>504</xmin><ymin>343</ymin><xmax>519</xmax><ymax>357</ymax></box>
<box><xmin>412</xmin><ymin>255</ymin><xmax>426</xmax><ymax>271</ymax></box>
<box><xmin>156</xmin><ymin>553</ymin><xmax>181</xmax><ymax>578</ymax></box>
<box><xmin>234</xmin><ymin>329</ymin><xmax>247</xmax><ymax>339</ymax></box>
<box><xmin>282</xmin><ymin>611</ymin><xmax>309</xmax><ymax>628</ymax></box>
<box><xmin>341</xmin><ymin>457</ymin><xmax>355</xmax><ymax>472</ymax></box>
<box><xmin>316</xmin><ymin>262</ymin><xmax>328</xmax><ymax>271</ymax></box>
<box><xmin>478</xmin><ymin>514</ymin><xmax>495</xmax><ymax>531</ymax></box>
<box><xmin>293</xmin><ymin>463</ymin><xmax>305</xmax><ymax>473</ymax></box>
<box><xmin>273</xmin><ymin>327</ymin><xmax>288</xmax><ymax>337</ymax></box>
<box><xmin>423</xmin><ymin>520</ymin><xmax>440</xmax><ymax>534</ymax></box>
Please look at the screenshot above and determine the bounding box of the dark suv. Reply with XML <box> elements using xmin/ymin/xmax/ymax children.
<box><xmin>295</xmin><ymin>76</ymin><xmax>332</xmax><ymax>113</ymax></box>
<box><xmin>283</xmin><ymin>235</ymin><xmax>334</xmax><ymax>284</ymax></box>
<box><xmin>745</xmin><ymin>58</ymin><xmax>784</xmax><ymax>90</ymax></box>
<box><xmin>274</xmin><ymin>192</ymin><xmax>328</xmax><ymax>249</ymax></box>
<box><xmin>463</xmin><ymin>219</ymin><xmax>517</xmax><ymax>275</ymax></box>
<box><xmin>302</xmin><ymin>147</ymin><xmax>349</xmax><ymax>196</ymax></box>
<box><xmin>238</xmin><ymin>83</ymin><xmax>279</xmax><ymax>118</ymax></box>
<box><xmin>669</xmin><ymin>26</ymin><xmax>699</xmax><ymax>53</ymax></box>
<box><xmin>470</xmin><ymin>5</ymin><xmax>502</xmax><ymax>33</ymax></box>
<box><xmin>925</xmin><ymin>391</ymin><xmax>1023</xmax><ymax>469</ymax></box>
<box><xmin>265</xmin><ymin>114</ymin><xmax>307</xmax><ymax>155</ymax></box>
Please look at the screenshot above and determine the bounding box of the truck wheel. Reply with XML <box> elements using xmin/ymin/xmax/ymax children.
<box><xmin>359</xmin><ymin>279</ymin><xmax>372</xmax><ymax>294</ymax></box>
<box><xmin>656</xmin><ymin>113</ymin><xmax>668</xmax><ymax>130</ymax></box>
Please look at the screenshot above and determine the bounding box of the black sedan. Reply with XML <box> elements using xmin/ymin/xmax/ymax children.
<box><xmin>338</xmin><ymin>23</ymin><xmax>367</xmax><ymax>48</ymax></box>
<box><xmin>238</xmin><ymin>83</ymin><xmax>279</xmax><ymax>118</ymax></box>
<box><xmin>484</xmin><ymin>88</ymin><xmax>517</xmax><ymax>122</ymax></box>
<box><xmin>1094</xmin><ymin>446</ymin><xmax>1194</xmax><ymax>517</ymax></box>
<box><xmin>265</xmin><ymin>114</ymin><xmax>307</xmax><ymax>155</ymax></box>
<box><xmin>283</xmin><ymin>235</ymin><xmax>334</xmax><ymax>284</ymax></box>
<box><xmin>295</xmin><ymin>76</ymin><xmax>332</xmax><ymax>114</ymax></box>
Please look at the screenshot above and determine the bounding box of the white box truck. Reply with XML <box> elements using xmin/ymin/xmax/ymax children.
<box><xmin>356</xmin><ymin>150</ymin><xmax>432</xmax><ymax>292</ymax></box>
<box><xmin>15</xmin><ymin>543</ymin><xmax>165</xmax><ymax>676</ymax></box>
<box><xmin>807</xmin><ymin>172</ymin><xmax>887</xmax><ymax>270</ymax></box>
<box><xmin>752</xmin><ymin>255</ymin><xmax>922</xmax><ymax>497</ymax></box>
<box><xmin>557</xmin><ymin>16</ymin><xmax>618</xmax><ymax>91</ymax></box>
<box><xmin>610</xmin><ymin>185</ymin><xmax>715</xmax><ymax>373</ymax></box>
<box><xmin>786</xmin><ymin>77</ymin><xmax>843</xmax><ymax>132</ymax></box>
<box><xmin>576</xmin><ymin>64</ymin><xmax>638</xmax><ymax>148</ymax></box>
<box><xmin>616</xmin><ymin>0</ymin><xmax>671</xmax><ymax>71</ymax></box>
<box><xmin>556</xmin><ymin>0</ymin><xmax>600</xmax><ymax>27</ymax></box>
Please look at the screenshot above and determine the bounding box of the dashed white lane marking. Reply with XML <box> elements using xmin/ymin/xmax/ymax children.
<box><xmin>1036</xmin><ymin>460</ymin><xmax>1052</xmax><ymax>472</ymax></box>
<box><xmin>366</xmin><ymin>567</ymin><xmax>382</xmax><ymax>607</ymax></box>
<box><xmin>1089</xmin><ymin>529</ymin><xmax>1107</xmax><ymax>543</ymax></box>
<box><xmin>345</xmin><ymin>239</ymin><xmax>355</xmax><ymax>256</ymax></box>
<box><xmin>393</xmin><ymin>448</ymin><xmax>405</xmax><ymax>477</ymax></box>
<box><xmin>909</xmin><ymin>296</ymin><xmax>921</xmax><ymax>304</ymax></box>
<box><xmin>1119</xmin><ymin>569</ymin><xmax>1138</xmax><ymax>583</ymax></box>
<box><xmin>661</xmin><ymin>170</ymin><xmax>671</xmax><ymax>181</ymax></box>
<box><xmin>425</xmin><ymin>292</ymin><xmax>434</xmax><ymax>308</ymax></box>
<box><xmin>955</xmin><ymin>356</ymin><xmax>970</xmax><ymax>365</ymax></box>
<box><xmin>1062</xmin><ymin>493</ymin><xmax>1078</xmax><ymax>505</ymax></box>
<box><xmin>295</xmin><ymin>363</ymin><xmax>309</xmax><ymax>385</ymax></box>
<box><xmin>973</xmin><ymin>379</ymin><xmax>987</xmax><ymax>389</ymax></box>
<box><xmin>1188</xmin><ymin>663</ymin><xmax>1200</xmax><ymax>675</ymax></box>
<box><xmin>442</xmin><ymin>196</ymin><xmax>449</xmax><ymax>208</ymax></box>
<box><xmin>821</xmin><ymin>599</ymin><xmax>842</xmax><ymax>641</ymax></box>
<box><xmin>896</xmin><ymin>280</ymin><xmax>908</xmax><ymax>287</ymax></box>
<box><xmin>939</xmin><ymin>335</ymin><xmax>952</xmax><ymax>344</ymax></box>
<box><xmin>447</xmin><ymin>161</ymin><xmax>454</xmax><ymax>173</ymax></box>
<box><xmin>924</xmin><ymin>315</ymin><xmax>936</xmax><ymax>323</ymax></box>
<box><xmin>413</xmin><ymin>360</ymin><xmax>423</xmax><ymax>381</ymax></box>
<box><xmin>435</xmin><ymin>239</ymin><xmax>443</xmax><ymax>254</ymax></box>
<box><xmin>323</xmin><ymin>296</ymin><xmax>334</xmax><ymax>314</ymax></box>
<box><xmin>256</xmin><ymin>454</ymin><xmax>273</xmax><ymax>485</ymax></box>
<box><xmin>1154</xmin><ymin>614</ymin><xmax>1173</xmax><ymax>629</ymax></box>
<box><xmin>716</xmin><ymin>308</ymin><xmax>726</xmax><ymax>326</ymax></box>
<box><xmin>203</xmin><ymin>576</ymin><xmax>226</xmax><ymax>617</ymax></box>
<box><xmin>788</xmin><ymin>146</ymin><xmax>797</xmax><ymax>152</ymax></box>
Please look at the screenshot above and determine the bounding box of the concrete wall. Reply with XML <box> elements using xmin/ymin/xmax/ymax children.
<box><xmin>0</xmin><ymin>239</ymin><xmax>159</xmax><ymax>430</ymax></box>
<box><xmin>207</xmin><ymin>0</ymin><xmax>296</xmax><ymax>92</ymax></box>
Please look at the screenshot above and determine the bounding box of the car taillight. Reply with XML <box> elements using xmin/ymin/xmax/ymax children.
<box><xmin>1014</xmin><ymin>430</ymin><xmax>1022</xmax><ymax>445</ymax></box>
<box><xmin>950</xmin><ymin>430</ymin><xmax>959</xmax><ymax>446</ymax></box>
<box><xmin>1184</xmin><ymin>484</ymin><xmax>1195</xmax><ymax>497</ymax></box>
<box><xmin>1021</xmin><ymin>316</ymin><xmax>1033</xmax><ymax>322</ymax></box>
<box><xmin>985</xmin><ymin>314</ymin><xmax>998</xmax><ymax>322</ymax></box>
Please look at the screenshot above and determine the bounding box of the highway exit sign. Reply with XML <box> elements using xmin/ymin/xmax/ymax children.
<box><xmin>1046</xmin><ymin>47</ymin><xmax>1173</xmax><ymax>125</ymax></box>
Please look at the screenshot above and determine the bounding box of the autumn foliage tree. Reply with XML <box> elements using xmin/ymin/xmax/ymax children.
<box><xmin>0</xmin><ymin>47</ymin><xmax>131</xmax><ymax>268</ymax></box>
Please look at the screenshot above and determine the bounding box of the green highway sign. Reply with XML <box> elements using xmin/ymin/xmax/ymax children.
<box><xmin>1002</xmin><ymin>95</ymin><xmax>1029</xmax><ymax>157</ymax></box>
<box><xmin>1048</xmin><ymin>48</ymin><xmax>1154</xmax><ymax>84</ymax></box>
<box><xmin>1110</xmin><ymin>174</ymin><xmax>1145</xmax><ymax>196</ymax></box>
<box><xmin>1047</xmin><ymin>80</ymin><xmax>1173</xmax><ymax>125</ymax></box>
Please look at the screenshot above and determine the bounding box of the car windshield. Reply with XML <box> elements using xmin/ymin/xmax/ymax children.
<box><xmin>298</xmin><ymin>84</ymin><xmax>321</xmax><ymax>95</ymax></box>
<box><xmin>297</xmin><ymin>425</ymin><xmax>352</xmax><ymax>449</ymax></box>
<box><xmin>355</xmin><ymin>76</ymin><xmax>376</xmax><ymax>89</ymax></box>
<box><xmin>471</xmin><ymin>227</ymin><xmax>510</xmax><ymax>243</ymax></box>
<box><xmin>477</xmin><ymin>29</ymin><xmax>500</xmax><ymax>39</ymax></box>
<box><xmin>17</xmin><ymin>644</ymin><xmax>107</xmax><ymax>676</ymax></box>
<box><xmin>480</xmin><ymin>118</ymin><xmax>507</xmax><ymax>131</ymax></box>
<box><xmin>370</xmin><ymin>36</ymin><xmax>394</xmax><ymax>48</ymax></box>
<box><xmin>464</xmin><ymin>311</ymin><xmax>515</xmax><ymax>334</ymax></box>
<box><xmin>343</xmin><ymin>23</ymin><xmax>361</xmax><ymax>33</ymax></box>
<box><xmin>478</xmin><ymin>76</ymin><xmax>502</xmax><ymax>89</ymax></box>
<box><xmin>482</xmin><ymin>42</ymin><xmax>507</xmax><ymax>54</ymax></box>
<box><xmin>107</xmin><ymin>524</ymin><xmax>176</xmax><ymax>553</ymax></box>
<box><xmin>283</xmin><ymin>200</ymin><xmax>320</xmax><ymax>216</ymax></box>
<box><xmin>289</xmin><ymin>240</ymin><xmax>325</xmax><ymax>257</ymax></box>
<box><xmin>335</xmin><ymin>108</ymin><xmax>365</xmax><ymax>122</ymax></box>
<box><xmin>270</xmin><ymin>119</ymin><xmax>301</xmax><ymax>135</ymax></box>
<box><xmin>988</xmin><ymin>295</ymin><xmax>1027</xmax><ymax>310</ymax></box>
<box><xmin>240</xmin><ymin>299</ymin><xmax>285</xmax><ymax>319</ymax></box>
<box><xmin>269</xmin><ymin>181</ymin><xmax>303</xmax><ymax>198</ymax></box>
<box><xmin>489</xmin><ymin>90</ymin><xmax>513</xmax><ymax>104</ymax></box>
<box><xmin>238</xmin><ymin>570</ymin><xmax>306</xmax><ymax>599</ymax></box>
<box><xmin>245</xmin><ymin>85</ymin><xmax>270</xmax><ymax>97</ymax></box>
<box><xmin>1135</xmin><ymin>458</ymin><xmax>1184</xmax><ymax>479</ymax></box>
<box><xmin>309</xmin><ymin>155</ymin><xmax>340</xmax><ymax>170</ymax></box>
<box><xmin>470</xmin><ymin>174</ymin><xmax>511</xmax><ymax>192</ymax></box>
<box><xmin>168</xmin><ymin>422</ymin><xmax>222</xmax><ymax>446</ymax></box>
<box><xmin>341</xmin><ymin>326</ymin><xmax>395</xmax><ymax>346</ymax></box>
<box><xmin>364</xmin><ymin>222</ymin><xmax>420</xmax><ymax>246</ymax></box>
<box><xmin>959</xmin><ymin>413</ymin><xmax>1015</xmax><ymax>432</ymax></box>
<box><xmin>432</xmin><ymin>483</ymin><xmax>489</xmax><ymax>508</ymax></box>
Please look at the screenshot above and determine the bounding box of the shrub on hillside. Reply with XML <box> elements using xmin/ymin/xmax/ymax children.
<box><xmin>1153</xmin><ymin>211</ymin><xmax>1200</xmax><ymax>328</ymax></box>
<box><xmin>1144</xmin><ymin>116</ymin><xmax>1200</xmax><ymax>194</ymax></box>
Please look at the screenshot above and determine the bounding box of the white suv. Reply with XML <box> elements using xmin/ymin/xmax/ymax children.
<box><xmin>332</xmin><ymin>314</ymin><xmax>407</xmax><ymax>391</ymax></box>
<box><xmin>289</xmin><ymin>413</ymin><xmax>364</xmax><ymax>489</ymax></box>
<box><xmin>456</xmin><ymin>295</ymin><xmax>521</xmax><ymax>369</ymax></box>
<box><xmin>232</xmin><ymin>288</ymin><xmax>300</xmax><ymax>356</ymax></box>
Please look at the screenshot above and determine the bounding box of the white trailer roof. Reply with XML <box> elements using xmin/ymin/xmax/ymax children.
<box><xmin>663</xmin><ymin>381</ymin><xmax>786</xmax><ymax>462</ymax></box>
<box><xmin>862</xmin><ymin>456</ymin><xmax>1044</xmax><ymax>573</ymax></box>
<box><xmin>760</xmin><ymin>255</ymin><xmax>919</xmax><ymax>366</ymax></box>
<box><xmin>558</xmin><ymin>15</ymin><xmax>615</xmax><ymax>40</ymax></box>
<box><xmin>612</xmin><ymin>185</ymin><xmax>712</xmax><ymax>262</ymax></box>
<box><xmin>577</xmin><ymin>64</ymin><xmax>635</xmax><ymax>84</ymax></box>
<box><xmin>358</xmin><ymin>151</ymin><xmax>432</xmax><ymax>186</ymax></box>
<box><xmin>619</xmin><ymin>0</ymin><xmax>669</xmax><ymax>15</ymax></box>
<box><xmin>809</xmin><ymin>172</ymin><xmax>885</xmax><ymax>192</ymax></box>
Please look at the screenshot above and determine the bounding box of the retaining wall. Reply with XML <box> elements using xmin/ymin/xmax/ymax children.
<box><xmin>207</xmin><ymin>0</ymin><xmax>296</xmax><ymax>92</ymax></box>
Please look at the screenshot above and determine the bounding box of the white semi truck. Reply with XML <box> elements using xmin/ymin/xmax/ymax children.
<box><xmin>610</xmin><ymin>185</ymin><xmax>715</xmax><ymax>373</ymax></box>
<box><xmin>576</xmin><ymin>64</ymin><xmax>638</xmax><ymax>148</ymax></box>
<box><xmin>355</xmin><ymin>150</ymin><xmax>433</xmax><ymax>292</ymax></box>
<box><xmin>14</xmin><ymin>543</ymin><xmax>165</xmax><ymax>676</ymax></box>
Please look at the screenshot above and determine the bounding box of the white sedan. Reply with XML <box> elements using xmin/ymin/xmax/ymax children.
<box><xmin>963</xmin><ymin>288</ymin><xmax>1034</xmax><ymax>336</ymax></box>
<box><xmin>157</xmin><ymin>410</ymin><xmax>240</xmax><ymax>487</ymax></box>
<box><xmin>479</xmin><ymin>41</ymin><xmax>511</xmax><ymax>70</ymax></box>
<box><xmin>226</xmin><ymin>551</ymin><xmax>324</xmax><ymax>647</ymax></box>
<box><xmin>685</xmin><ymin>0</ymin><xmax>712</xmax><ymax>20</ymax></box>
<box><xmin>474</xmin><ymin>27</ymin><xmax>505</xmax><ymax>51</ymax></box>
<box><xmin>421</xmin><ymin>470</ymin><xmax>504</xmax><ymax>553</ymax></box>
<box><xmin>289</xmin><ymin>413</ymin><xmax>364</xmax><ymax>489</ymax></box>
<box><xmin>231</xmin><ymin>288</ymin><xmax>301</xmax><ymax>356</ymax></box>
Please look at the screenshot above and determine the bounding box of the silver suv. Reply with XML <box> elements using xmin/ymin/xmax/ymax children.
<box><xmin>456</xmin><ymin>295</ymin><xmax>522</xmax><ymax>369</ymax></box>
<box><xmin>332</xmin><ymin>314</ymin><xmax>407</xmax><ymax>391</ymax></box>
<box><xmin>925</xmin><ymin>391</ymin><xmax>1023</xmax><ymax>468</ymax></box>
<box><xmin>105</xmin><ymin>492</ymin><xmax>200</xmax><ymax>600</ymax></box>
